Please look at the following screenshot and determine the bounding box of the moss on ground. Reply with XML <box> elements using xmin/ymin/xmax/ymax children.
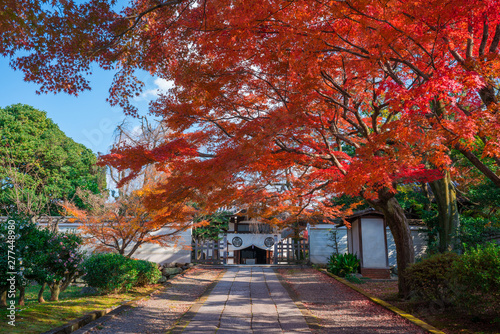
<box><xmin>0</xmin><ymin>284</ymin><xmax>159</xmax><ymax>333</ymax></box>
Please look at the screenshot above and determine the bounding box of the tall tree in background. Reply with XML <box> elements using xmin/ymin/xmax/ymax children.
<box><xmin>0</xmin><ymin>104</ymin><xmax>106</xmax><ymax>216</ymax></box>
<box><xmin>62</xmin><ymin>117</ymin><xmax>190</xmax><ymax>257</ymax></box>
<box><xmin>2</xmin><ymin>0</ymin><xmax>500</xmax><ymax>295</ymax></box>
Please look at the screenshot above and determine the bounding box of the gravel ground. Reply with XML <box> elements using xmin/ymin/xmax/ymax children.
<box><xmin>278</xmin><ymin>268</ymin><xmax>426</xmax><ymax>334</ymax></box>
<box><xmin>86</xmin><ymin>268</ymin><xmax>222</xmax><ymax>334</ymax></box>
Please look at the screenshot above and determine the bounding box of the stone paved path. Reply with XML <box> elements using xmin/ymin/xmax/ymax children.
<box><xmin>182</xmin><ymin>267</ymin><xmax>311</xmax><ymax>333</ymax></box>
<box><xmin>75</xmin><ymin>268</ymin><xmax>222</xmax><ymax>334</ymax></box>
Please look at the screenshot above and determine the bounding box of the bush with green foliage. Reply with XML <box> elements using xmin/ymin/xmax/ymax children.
<box><xmin>82</xmin><ymin>253</ymin><xmax>160</xmax><ymax>293</ymax></box>
<box><xmin>406</xmin><ymin>245</ymin><xmax>500</xmax><ymax>316</ymax></box>
<box><xmin>0</xmin><ymin>216</ymin><xmax>85</xmax><ymax>304</ymax></box>
<box><xmin>327</xmin><ymin>253</ymin><xmax>360</xmax><ymax>277</ymax></box>
<box><xmin>452</xmin><ymin>243</ymin><xmax>500</xmax><ymax>314</ymax></box>
<box><xmin>134</xmin><ymin>260</ymin><xmax>161</xmax><ymax>286</ymax></box>
<box><xmin>82</xmin><ymin>253</ymin><xmax>138</xmax><ymax>293</ymax></box>
<box><xmin>405</xmin><ymin>252</ymin><xmax>459</xmax><ymax>303</ymax></box>
<box><xmin>459</xmin><ymin>217</ymin><xmax>500</xmax><ymax>250</ymax></box>
<box><xmin>42</xmin><ymin>232</ymin><xmax>85</xmax><ymax>301</ymax></box>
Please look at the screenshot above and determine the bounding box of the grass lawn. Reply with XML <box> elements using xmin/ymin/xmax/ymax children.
<box><xmin>357</xmin><ymin>280</ymin><xmax>500</xmax><ymax>334</ymax></box>
<box><xmin>0</xmin><ymin>284</ymin><xmax>160</xmax><ymax>333</ymax></box>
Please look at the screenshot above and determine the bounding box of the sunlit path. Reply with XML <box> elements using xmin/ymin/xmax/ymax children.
<box><xmin>181</xmin><ymin>267</ymin><xmax>311</xmax><ymax>334</ymax></box>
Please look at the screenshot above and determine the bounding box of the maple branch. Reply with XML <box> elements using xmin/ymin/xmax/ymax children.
<box><xmin>350</xmin><ymin>101</ymin><xmax>371</xmax><ymax>139</ymax></box>
<box><xmin>455</xmin><ymin>143</ymin><xmax>500</xmax><ymax>188</ymax></box>
<box><xmin>327</xmin><ymin>122</ymin><xmax>361</xmax><ymax>149</ymax></box>
<box><xmin>298</xmin><ymin>180</ymin><xmax>333</xmax><ymax>198</ymax></box>
<box><xmin>388</xmin><ymin>54</ymin><xmax>429</xmax><ymax>80</ymax></box>
<box><xmin>445</xmin><ymin>38</ymin><xmax>466</xmax><ymax>65</ymax></box>
<box><xmin>379</xmin><ymin>61</ymin><xmax>405</xmax><ymax>87</ymax></box>
<box><xmin>320</xmin><ymin>71</ymin><xmax>351</xmax><ymax>98</ymax></box>
<box><xmin>274</xmin><ymin>139</ymin><xmax>332</xmax><ymax>161</ymax></box>
<box><xmin>92</xmin><ymin>0</ymin><xmax>187</xmax><ymax>55</ymax></box>
<box><xmin>489</xmin><ymin>24</ymin><xmax>500</xmax><ymax>53</ymax></box>
<box><xmin>343</xmin><ymin>1</ymin><xmax>433</xmax><ymax>59</ymax></box>
<box><xmin>466</xmin><ymin>23</ymin><xmax>474</xmax><ymax>60</ymax></box>
<box><xmin>479</xmin><ymin>16</ymin><xmax>489</xmax><ymax>57</ymax></box>
<box><xmin>126</xmin><ymin>231</ymin><xmax>146</xmax><ymax>257</ymax></box>
<box><xmin>321</xmin><ymin>45</ymin><xmax>370</xmax><ymax>59</ymax></box>
<box><xmin>251</xmin><ymin>72</ymin><xmax>290</xmax><ymax>108</ymax></box>
<box><xmin>333</xmin><ymin>32</ymin><xmax>370</xmax><ymax>55</ymax></box>
<box><xmin>207</xmin><ymin>118</ymin><xmax>234</xmax><ymax>138</ymax></box>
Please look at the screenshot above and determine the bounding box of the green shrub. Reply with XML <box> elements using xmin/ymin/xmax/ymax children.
<box><xmin>82</xmin><ymin>253</ymin><xmax>139</xmax><ymax>293</ymax></box>
<box><xmin>459</xmin><ymin>216</ymin><xmax>500</xmax><ymax>251</ymax></box>
<box><xmin>82</xmin><ymin>253</ymin><xmax>161</xmax><ymax>293</ymax></box>
<box><xmin>327</xmin><ymin>253</ymin><xmax>360</xmax><ymax>277</ymax></box>
<box><xmin>133</xmin><ymin>260</ymin><xmax>161</xmax><ymax>286</ymax></box>
<box><xmin>405</xmin><ymin>252</ymin><xmax>459</xmax><ymax>303</ymax></box>
<box><xmin>452</xmin><ymin>243</ymin><xmax>500</xmax><ymax>314</ymax></box>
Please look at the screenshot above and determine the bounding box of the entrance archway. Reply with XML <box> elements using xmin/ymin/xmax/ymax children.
<box><xmin>237</xmin><ymin>245</ymin><xmax>268</xmax><ymax>264</ymax></box>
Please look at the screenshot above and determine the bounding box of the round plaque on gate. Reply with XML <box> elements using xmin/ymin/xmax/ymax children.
<box><xmin>232</xmin><ymin>237</ymin><xmax>243</xmax><ymax>247</ymax></box>
<box><xmin>264</xmin><ymin>237</ymin><xmax>275</xmax><ymax>247</ymax></box>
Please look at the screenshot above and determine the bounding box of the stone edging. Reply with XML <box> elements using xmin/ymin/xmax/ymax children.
<box><xmin>167</xmin><ymin>268</ymin><xmax>227</xmax><ymax>334</ymax></box>
<box><xmin>42</xmin><ymin>267</ymin><xmax>195</xmax><ymax>334</ymax></box>
<box><xmin>319</xmin><ymin>269</ymin><xmax>446</xmax><ymax>334</ymax></box>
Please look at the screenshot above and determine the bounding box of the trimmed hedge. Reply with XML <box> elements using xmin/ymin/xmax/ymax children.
<box><xmin>406</xmin><ymin>243</ymin><xmax>500</xmax><ymax>315</ymax></box>
<box><xmin>453</xmin><ymin>243</ymin><xmax>500</xmax><ymax>314</ymax></box>
<box><xmin>82</xmin><ymin>253</ymin><xmax>160</xmax><ymax>293</ymax></box>
<box><xmin>135</xmin><ymin>259</ymin><xmax>162</xmax><ymax>286</ymax></box>
<box><xmin>405</xmin><ymin>252</ymin><xmax>458</xmax><ymax>303</ymax></box>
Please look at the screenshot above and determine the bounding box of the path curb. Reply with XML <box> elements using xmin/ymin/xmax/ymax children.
<box><xmin>319</xmin><ymin>269</ymin><xmax>446</xmax><ymax>334</ymax></box>
<box><xmin>167</xmin><ymin>268</ymin><xmax>227</xmax><ymax>334</ymax></box>
<box><xmin>42</xmin><ymin>267</ymin><xmax>195</xmax><ymax>334</ymax></box>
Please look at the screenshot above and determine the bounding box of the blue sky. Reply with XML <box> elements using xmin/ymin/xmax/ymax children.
<box><xmin>0</xmin><ymin>58</ymin><xmax>168</xmax><ymax>155</ymax></box>
<box><xmin>0</xmin><ymin>0</ymin><xmax>173</xmax><ymax>155</ymax></box>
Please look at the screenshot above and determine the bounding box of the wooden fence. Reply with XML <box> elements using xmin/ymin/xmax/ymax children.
<box><xmin>191</xmin><ymin>238</ymin><xmax>225</xmax><ymax>264</ymax></box>
<box><xmin>274</xmin><ymin>237</ymin><xmax>309</xmax><ymax>264</ymax></box>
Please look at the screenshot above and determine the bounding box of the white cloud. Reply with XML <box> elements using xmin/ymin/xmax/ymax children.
<box><xmin>136</xmin><ymin>78</ymin><xmax>174</xmax><ymax>100</ymax></box>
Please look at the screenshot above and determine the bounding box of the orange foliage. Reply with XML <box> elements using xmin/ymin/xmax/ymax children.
<box><xmin>61</xmin><ymin>189</ymin><xmax>193</xmax><ymax>257</ymax></box>
<box><xmin>8</xmin><ymin>0</ymin><xmax>500</xmax><ymax>295</ymax></box>
<box><xmin>4</xmin><ymin>0</ymin><xmax>500</xmax><ymax>216</ymax></box>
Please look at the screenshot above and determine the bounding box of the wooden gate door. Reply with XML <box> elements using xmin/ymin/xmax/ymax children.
<box><xmin>274</xmin><ymin>237</ymin><xmax>309</xmax><ymax>264</ymax></box>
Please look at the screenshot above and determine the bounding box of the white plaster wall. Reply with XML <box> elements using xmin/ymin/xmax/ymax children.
<box><xmin>386</xmin><ymin>227</ymin><xmax>428</xmax><ymax>267</ymax></box>
<box><xmin>127</xmin><ymin>228</ymin><xmax>192</xmax><ymax>264</ymax></box>
<box><xmin>309</xmin><ymin>224</ymin><xmax>428</xmax><ymax>267</ymax></box>
<box><xmin>47</xmin><ymin>223</ymin><xmax>193</xmax><ymax>265</ymax></box>
<box><xmin>308</xmin><ymin>225</ymin><xmax>347</xmax><ymax>264</ymax></box>
<box><xmin>361</xmin><ymin>218</ymin><xmax>387</xmax><ymax>268</ymax></box>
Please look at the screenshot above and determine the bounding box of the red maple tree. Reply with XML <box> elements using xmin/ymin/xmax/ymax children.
<box><xmin>3</xmin><ymin>0</ymin><xmax>500</xmax><ymax>296</ymax></box>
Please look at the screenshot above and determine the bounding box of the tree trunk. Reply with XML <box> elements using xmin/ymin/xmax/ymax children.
<box><xmin>38</xmin><ymin>283</ymin><xmax>46</xmax><ymax>303</ymax></box>
<box><xmin>0</xmin><ymin>290</ymin><xmax>7</xmax><ymax>307</ymax></box>
<box><xmin>455</xmin><ymin>144</ymin><xmax>500</xmax><ymax>188</ymax></box>
<box><xmin>367</xmin><ymin>189</ymin><xmax>415</xmax><ymax>298</ymax></box>
<box><xmin>18</xmin><ymin>286</ymin><xmax>25</xmax><ymax>306</ymax></box>
<box><xmin>61</xmin><ymin>273</ymin><xmax>74</xmax><ymax>292</ymax></box>
<box><xmin>49</xmin><ymin>283</ymin><xmax>61</xmax><ymax>302</ymax></box>
<box><xmin>429</xmin><ymin>171</ymin><xmax>460</xmax><ymax>252</ymax></box>
<box><xmin>420</xmin><ymin>182</ymin><xmax>432</xmax><ymax>211</ymax></box>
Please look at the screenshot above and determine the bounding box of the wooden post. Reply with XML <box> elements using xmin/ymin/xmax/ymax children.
<box><xmin>273</xmin><ymin>235</ymin><xmax>278</xmax><ymax>264</ymax></box>
<box><xmin>287</xmin><ymin>239</ymin><xmax>290</xmax><ymax>264</ymax></box>
<box><xmin>223</xmin><ymin>235</ymin><xmax>227</xmax><ymax>265</ymax></box>
<box><xmin>194</xmin><ymin>240</ymin><xmax>199</xmax><ymax>262</ymax></box>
